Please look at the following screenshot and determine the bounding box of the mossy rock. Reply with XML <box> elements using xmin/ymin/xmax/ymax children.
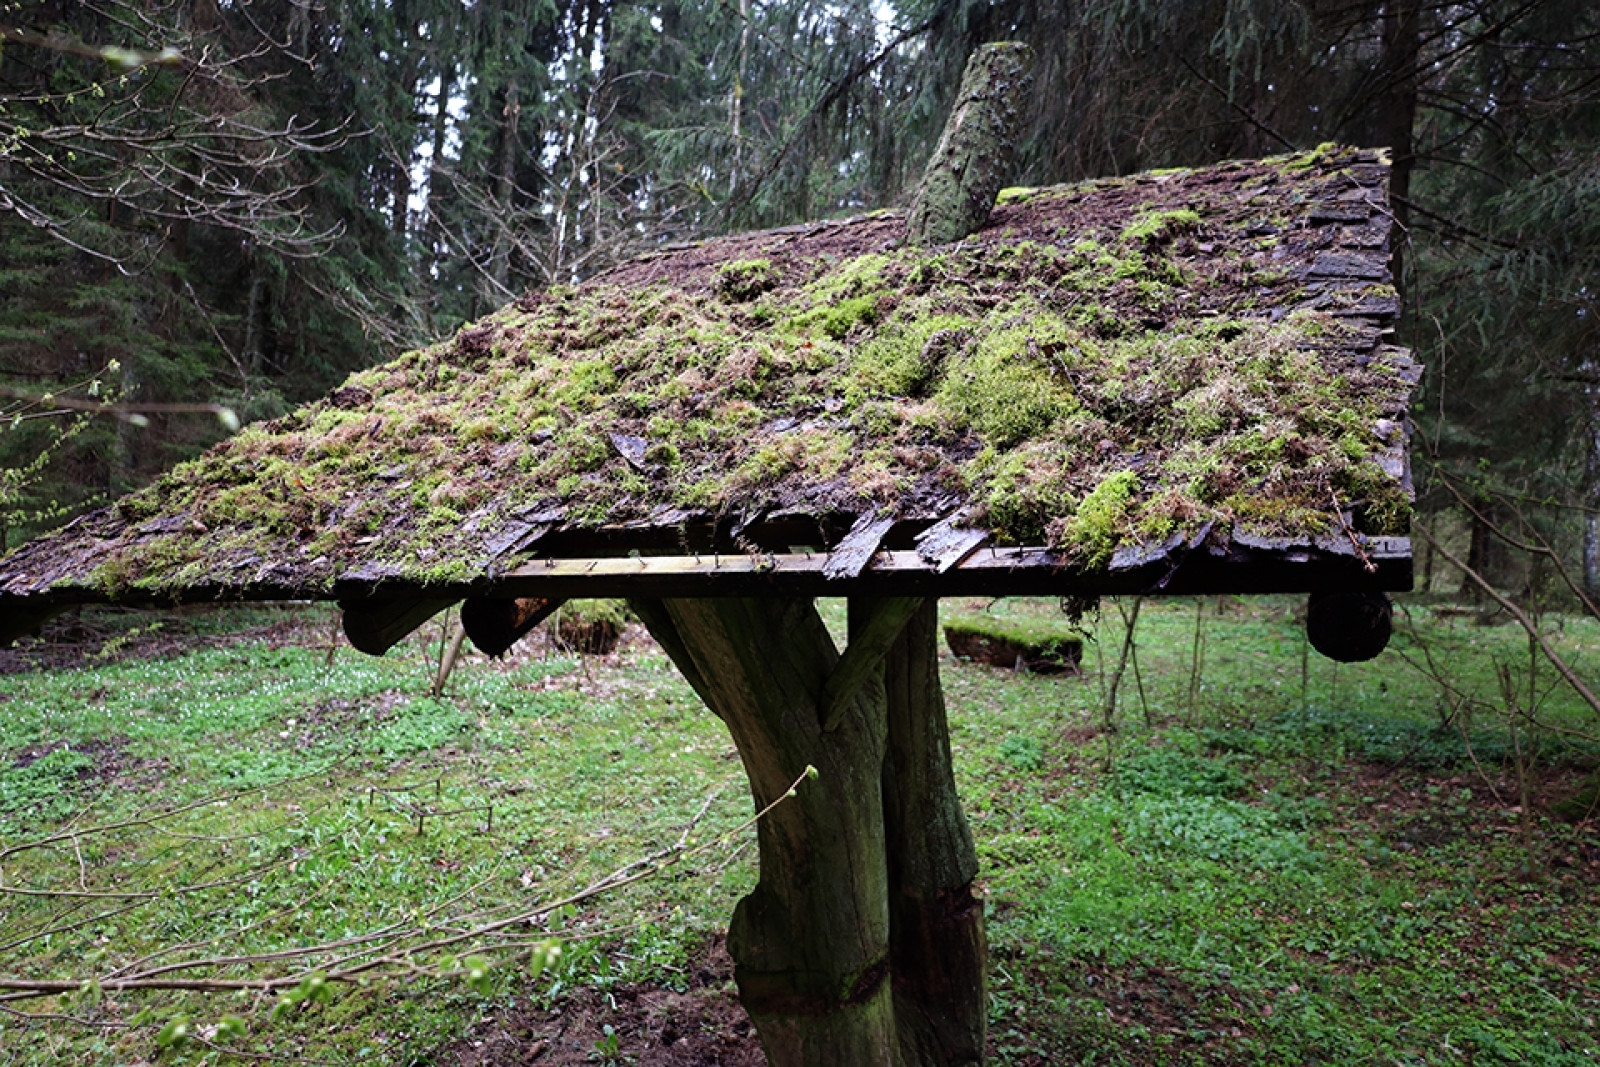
<box><xmin>549</xmin><ymin>599</ymin><xmax>629</xmax><ymax>655</ymax></box>
<box><xmin>942</xmin><ymin>615</ymin><xmax>1083</xmax><ymax>674</ymax></box>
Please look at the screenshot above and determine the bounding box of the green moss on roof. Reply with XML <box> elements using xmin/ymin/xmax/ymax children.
<box><xmin>1</xmin><ymin>146</ymin><xmax>1415</xmax><ymax>602</ymax></box>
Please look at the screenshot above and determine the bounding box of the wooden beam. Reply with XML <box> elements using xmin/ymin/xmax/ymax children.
<box><xmin>0</xmin><ymin>534</ymin><xmax>1414</xmax><ymax>621</ymax></box>
<box><xmin>648</xmin><ymin>597</ymin><xmax>899</xmax><ymax>1064</ymax></box>
<box><xmin>822</xmin><ymin>597</ymin><xmax>927</xmax><ymax>731</ymax></box>
<box><xmin>878</xmin><ymin>597</ymin><xmax>987</xmax><ymax>1064</ymax></box>
<box><xmin>460</xmin><ymin>596</ymin><xmax>564</xmax><ymax>658</ymax></box>
<box><xmin>339</xmin><ymin>596</ymin><xmax>458</xmax><ymax>656</ymax></box>
<box><xmin>493</xmin><ymin>537</ymin><xmax>1412</xmax><ymax>599</ymax></box>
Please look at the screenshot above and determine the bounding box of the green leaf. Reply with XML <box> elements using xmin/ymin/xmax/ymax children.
<box><xmin>464</xmin><ymin>954</ymin><xmax>493</xmax><ymax>995</ymax></box>
<box><xmin>154</xmin><ymin>1017</ymin><xmax>191</xmax><ymax>1048</ymax></box>
<box><xmin>528</xmin><ymin>938</ymin><xmax>563</xmax><ymax>982</ymax></box>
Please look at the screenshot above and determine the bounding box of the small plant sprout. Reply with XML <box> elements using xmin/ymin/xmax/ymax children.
<box><xmin>154</xmin><ymin>1016</ymin><xmax>191</xmax><ymax>1048</ymax></box>
<box><xmin>529</xmin><ymin>939</ymin><xmax>564</xmax><ymax>982</ymax></box>
<box><xmin>463</xmin><ymin>955</ymin><xmax>493</xmax><ymax>995</ymax></box>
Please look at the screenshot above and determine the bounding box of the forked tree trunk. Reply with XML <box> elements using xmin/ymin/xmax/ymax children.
<box><xmin>628</xmin><ymin>596</ymin><xmax>985</xmax><ymax>1067</ymax></box>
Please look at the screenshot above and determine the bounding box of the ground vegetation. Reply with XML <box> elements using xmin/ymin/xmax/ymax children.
<box><xmin>0</xmin><ymin>597</ymin><xmax>1594</xmax><ymax>1064</ymax></box>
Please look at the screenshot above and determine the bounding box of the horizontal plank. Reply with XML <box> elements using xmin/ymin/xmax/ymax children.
<box><xmin>0</xmin><ymin>536</ymin><xmax>1413</xmax><ymax>629</ymax></box>
<box><xmin>479</xmin><ymin>537</ymin><xmax>1411</xmax><ymax>599</ymax></box>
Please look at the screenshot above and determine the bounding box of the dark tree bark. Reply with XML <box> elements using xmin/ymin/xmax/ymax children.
<box><xmin>1374</xmin><ymin>0</ymin><xmax>1419</xmax><ymax>283</ymax></box>
<box><xmin>632</xmin><ymin>597</ymin><xmax>895</xmax><ymax>1063</ymax></box>
<box><xmin>628</xmin><ymin>596</ymin><xmax>986</xmax><ymax>1066</ymax></box>
<box><xmin>871</xmin><ymin>598</ymin><xmax>986</xmax><ymax>1066</ymax></box>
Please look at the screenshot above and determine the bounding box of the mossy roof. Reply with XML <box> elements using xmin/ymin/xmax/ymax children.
<box><xmin>0</xmin><ymin>145</ymin><xmax>1417</xmax><ymax>628</ymax></box>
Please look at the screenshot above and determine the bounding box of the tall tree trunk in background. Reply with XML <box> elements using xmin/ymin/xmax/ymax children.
<box><xmin>241</xmin><ymin>244</ymin><xmax>266</xmax><ymax>377</ymax></box>
<box><xmin>1585</xmin><ymin>396</ymin><xmax>1600</xmax><ymax>595</ymax></box>
<box><xmin>488</xmin><ymin>76</ymin><xmax>521</xmax><ymax>300</ymax></box>
<box><xmin>392</xmin><ymin>157</ymin><xmax>411</xmax><ymax>238</ymax></box>
<box><xmin>1375</xmin><ymin>0</ymin><xmax>1420</xmax><ymax>285</ymax></box>
<box><xmin>424</xmin><ymin>11</ymin><xmax>457</xmax><ymax>334</ymax></box>
<box><xmin>731</xmin><ymin>0</ymin><xmax>749</xmax><ymax>195</ymax></box>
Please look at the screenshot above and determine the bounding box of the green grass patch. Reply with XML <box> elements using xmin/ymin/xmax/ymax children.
<box><xmin>0</xmin><ymin>597</ymin><xmax>1597</xmax><ymax>1064</ymax></box>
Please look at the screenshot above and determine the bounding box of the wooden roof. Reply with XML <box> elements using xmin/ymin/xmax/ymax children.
<box><xmin>0</xmin><ymin>146</ymin><xmax>1418</xmax><ymax>645</ymax></box>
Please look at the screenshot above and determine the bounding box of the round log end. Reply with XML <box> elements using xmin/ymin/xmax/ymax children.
<box><xmin>1306</xmin><ymin>591</ymin><xmax>1393</xmax><ymax>663</ymax></box>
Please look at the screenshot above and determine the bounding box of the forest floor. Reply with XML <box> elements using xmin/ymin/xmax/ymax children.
<box><xmin>1</xmin><ymin>596</ymin><xmax>1597</xmax><ymax>1066</ymax></box>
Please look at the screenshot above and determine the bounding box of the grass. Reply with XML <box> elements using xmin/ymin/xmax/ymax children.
<box><xmin>0</xmin><ymin>596</ymin><xmax>1597</xmax><ymax>1064</ymax></box>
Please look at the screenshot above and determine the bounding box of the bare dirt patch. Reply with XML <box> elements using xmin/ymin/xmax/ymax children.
<box><xmin>442</xmin><ymin>937</ymin><xmax>764</xmax><ymax>1067</ymax></box>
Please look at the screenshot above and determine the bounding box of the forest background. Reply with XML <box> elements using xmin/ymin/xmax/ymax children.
<box><xmin>1</xmin><ymin>0</ymin><xmax>1598</xmax><ymax>581</ymax></box>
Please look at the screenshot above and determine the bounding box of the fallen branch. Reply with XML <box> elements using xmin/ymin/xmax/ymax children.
<box><xmin>0</xmin><ymin>769</ymin><xmax>811</xmax><ymax>1002</ymax></box>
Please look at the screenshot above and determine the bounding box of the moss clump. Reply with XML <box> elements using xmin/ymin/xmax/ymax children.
<box><xmin>715</xmin><ymin>259</ymin><xmax>780</xmax><ymax>302</ymax></box>
<box><xmin>788</xmin><ymin>294</ymin><xmax>882</xmax><ymax>341</ymax></box>
<box><xmin>979</xmin><ymin>443</ymin><xmax>1079</xmax><ymax>543</ymax></box>
<box><xmin>1122</xmin><ymin>208</ymin><xmax>1201</xmax><ymax>244</ymax></box>
<box><xmin>936</xmin><ymin>311</ymin><xmax>1079</xmax><ymax>447</ymax></box>
<box><xmin>850</xmin><ymin>315</ymin><xmax>973</xmax><ymax>398</ymax></box>
<box><xmin>1052</xmin><ymin>470</ymin><xmax>1139</xmax><ymax>567</ymax></box>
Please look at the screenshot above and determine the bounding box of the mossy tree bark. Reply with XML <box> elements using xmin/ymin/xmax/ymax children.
<box><xmin>628</xmin><ymin>596</ymin><xmax>986</xmax><ymax>1067</ymax></box>
<box><xmin>906</xmin><ymin>42</ymin><xmax>1035</xmax><ymax>247</ymax></box>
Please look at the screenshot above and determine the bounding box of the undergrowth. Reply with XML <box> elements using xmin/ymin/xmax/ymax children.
<box><xmin>0</xmin><ymin>597</ymin><xmax>1596</xmax><ymax>1065</ymax></box>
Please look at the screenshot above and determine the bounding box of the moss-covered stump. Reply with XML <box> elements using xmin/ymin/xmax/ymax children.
<box><xmin>942</xmin><ymin>615</ymin><xmax>1083</xmax><ymax>674</ymax></box>
<box><xmin>550</xmin><ymin>599</ymin><xmax>627</xmax><ymax>655</ymax></box>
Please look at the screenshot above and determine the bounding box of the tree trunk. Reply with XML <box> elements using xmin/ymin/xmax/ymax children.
<box><xmin>906</xmin><ymin>42</ymin><xmax>1035</xmax><ymax>247</ymax></box>
<box><xmin>872</xmin><ymin>598</ymin><xmax>986</xmax><ymax>1066</ymax></box>
<box><xmin>488</xmin><ymin>75</ymin><xmax>521</xmax><ymax>299</ymax></box>
<box><xmin>628</xmin><ymin>596</ymin><xmax>986</xmax><ymax>1066</ymax></box>
<box><xmin>1375</xmin><ymin>0</ymin><xmax>1419</xmax><ymax>284</ymax></box>
<box><xmin>1585</xmin><ymin>397</ymin><xmax>1600</xmax><ymax>596</ymax></box>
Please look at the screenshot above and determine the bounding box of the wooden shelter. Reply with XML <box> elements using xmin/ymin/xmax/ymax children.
<box><xmin>0</xmin><ymin>124</ymin><xmax>1416</xmax><ymax>1063</ymax></box>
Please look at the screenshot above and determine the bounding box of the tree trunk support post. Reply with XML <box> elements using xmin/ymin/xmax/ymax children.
<box><xmin>906</xmin><ymin>42</ymin><xmax>1035</xmax><ymax>248</ymax></box>
<box><xmin>629</xmin><ymin>596</ymin><xmax>986</xmax><ymax>1066</ymax></box>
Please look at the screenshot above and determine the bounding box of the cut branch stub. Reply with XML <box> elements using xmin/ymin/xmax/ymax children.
<box><xmin>340</xmin><ymin>596</ymin><xmax>458</xmax><ymax>656</ymax></box>
<box><xmin>906</xmin><ymin>41</ymin><xmax>1036</xmax><ymax>247</ymax></box>
<box><xmin>460</xmin><ymin>596</ymin><xmax>565</xmax><ymax>658</ymax></box>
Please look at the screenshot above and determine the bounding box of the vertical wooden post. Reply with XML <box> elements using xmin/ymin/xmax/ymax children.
<box><xmin>632</xmin><ymin>597</ymin><xmax>896</xmax><ymax>1065</ymax></box>
<box><xmin>631</xmin><ymin>596</ymin><xmax>987</xmax><ymax>1066</ymax></box>
<box><xmin>870</xmin><ymin>598</ymin><xmax>988</xmax><ymax>1066</ymax></box>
